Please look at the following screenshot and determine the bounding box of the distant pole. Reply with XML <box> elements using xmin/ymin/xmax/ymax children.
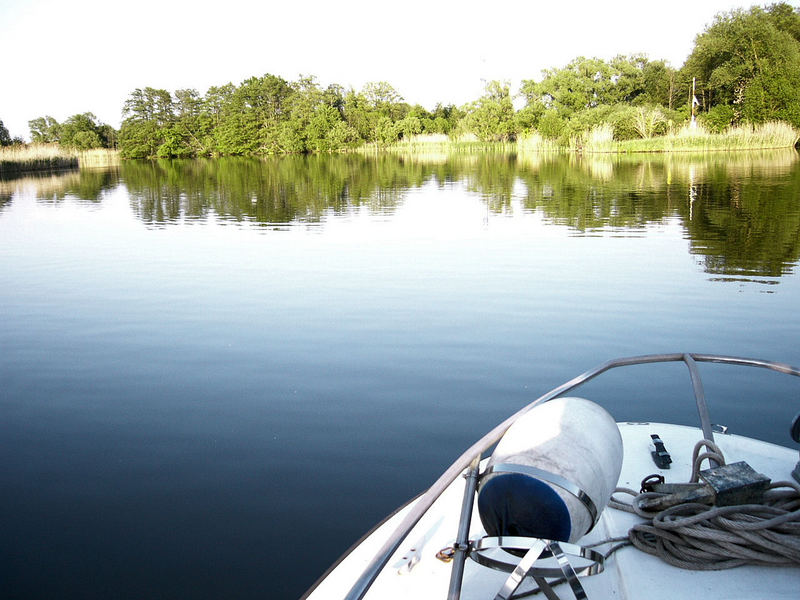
<box><xmin>690</xmin><ymin>77</ymin><xmax>698</xmax><ymax>129</ymax></box>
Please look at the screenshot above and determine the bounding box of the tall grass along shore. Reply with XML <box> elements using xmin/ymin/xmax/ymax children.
<box><xmin>580</xmin><ymin>121</ymin><xmax>800</xmax><ymax>154</ymax></box>
<box><xmin>2</xmin><ymin>121</ymin><xmax>797</xmax><ymax>176</ymax></box>
<box><xmin>390</xmin><ymin>121</ymin><xmax>800</xmax><ymax>156</ymax></box>
<box><xmin>0</xmin><ymin>144</ymin><xmax>120</xmax><ymax>176</ymax></box>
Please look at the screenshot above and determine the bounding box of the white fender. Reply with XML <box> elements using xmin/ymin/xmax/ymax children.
<box><xmin>478</xmin><ymin>397</ymin><xmax>623</xmax><ymax>543</ymax></box>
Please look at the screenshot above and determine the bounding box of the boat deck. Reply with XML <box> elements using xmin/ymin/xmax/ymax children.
<box><xmin>304</xmin><ymin>422</ymin><xmax>800</xmax><ymax>599</ymax></box>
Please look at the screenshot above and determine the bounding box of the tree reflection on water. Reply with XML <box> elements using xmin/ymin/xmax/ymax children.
<box><xmin>2</xmin><ymin>149</ymin><xmax>798</xmax><ymax>279</ymax></box>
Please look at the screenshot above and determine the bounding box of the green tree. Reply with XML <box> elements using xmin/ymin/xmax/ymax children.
<box><xmin>0</xmin><ymin>119</ymin><xmax>12</xmax><ymax>146</ymax></box>
<box><xmin>465</xmin><ymin>80</ymin><xmax>516</xmax><ymax>141</ymax></box>
<box><xmin>396</xmin><ymin>115</ymin><xmax>423</xmax><ymax>140</ymax></box>
<box><xmin>342</xmin><ymin>90</ymin><xmax>378</xmax><ymax>142</ymax></box>
<box><xmin>430</xmin><ymin>103</ymin><xmax>462</xmax><ymax>135</ymax></box>
<box><xmin>168</xmin><ymin>88</ymin><xmax>214</xmax><ymax>155</ymax></box>
<box><xmin>608</xmin><ymin>55</ymin><xmax>678</xmax><ymax>108</ymax></box>
<box><xmin>522</xmin><ymin>55</ymin><xmax>678</xmax><ymax>118</ymax></box>
<box><xmin>374</xmin><ymin>115</ymin><xmax>400</xmax><ymax>144</ymax></box>
<box><xmin>280</xmin><ymin>75</ymin><xmax>341</xmax><ymax>152</ymax></box>
<box><xmin>59</xmin><ymin>113</ymin><xmax>106</xmax><ymax>149</ymax></box>
<box><xmin>537</xmin><ymin>110</ymin><xmax>566</xmax><ymax>140</ymax></box>
<box><xmin>640</xmin><ymin>59</ymin><xmax>679</xmax><ymax>109</ymax></box>
<box><xmin>204</xmin><ymin>84</ymin><xmax>236</xmax><ymax>129</ymax></box>
<box><xmin>325</xmin><ymin>120</ymin><xmax>360</xmax><ymax>149</ymax></box>
<box><xmin>227</xmin><ymin>74</ymin><xmax>294</xmax><ymax>153</ymax></box>
<box><xmin>362</xmin><ymin>81</ymin><xmax>406</xmax><ymax>120</ymax></box>
<box><xmin>28</xmin><ymin>116</ymin><xmax>61</xmax><ymax>143</ymax></box>
<box><xmin>123</xmin><ymin>87</ymin><xmax>174</xmax><ymax>125</ymax></box>
<box><xmin>306</xmin><ymin>104</ymin><xmax>342</xmax><ymax>151</ymax></box>
<box><xmin>119</xmin><ymin>120</ymin><xmax>163</xmax><ymax>158</ymax></box>
<box><xmin>683</xmin><ymin>3</ymin><xmax>800</xmax><ymax>126</ymax></box>
<box><xmin>119</xmin><ymin>87</ymin><xmax>175</xmax><ymax>158</ymax></box>
<box><xmin>523</xmin><ymin>57</ymin><xmax>617</xmax><ymax>116</ymax></box>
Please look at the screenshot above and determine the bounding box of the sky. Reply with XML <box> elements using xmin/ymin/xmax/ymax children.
<box><xmin>0</xmin><ymin>0</ymin><xmax>786</xmax><ymax>140</ymax></box>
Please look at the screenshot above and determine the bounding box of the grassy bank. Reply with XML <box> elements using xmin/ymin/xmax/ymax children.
<box><xmin>361</xmin><ymin>133</ymin><xmax>517</xmax><ymax>157</ymax></box>
<box><xmin>381</xmin><ymin>122</ymin><xmax>800</xmax><ymax>157</ymax></box>
<box><xmin>0</xmin><ymin>144</ymin><xmax>120</xmax><ymax>176</ymax></box>
<box><xmin>4</xmin><ymin>122</ymin><xmax>794</xmax><ymax>174</ymax></box>
<box><xmin>584</xmin><ymin>121</ymin><xmax>800</xmax><ymax>154</ymax></box>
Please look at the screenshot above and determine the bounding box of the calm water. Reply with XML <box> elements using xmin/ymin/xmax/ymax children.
<box><xmin>2</xmin><ymin>151</ymin><xmax>800</xmax><ymax>599</ymax></box>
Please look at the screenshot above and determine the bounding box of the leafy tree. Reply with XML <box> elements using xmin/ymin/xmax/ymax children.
<box><xmin>465</xmin><ymin>80</ymin><xmax>516</xmax><ymax>141</ymax></box>
<box><xmin>98</xmin><ymin>124</ymin><xmax>118</xmax><ymax>149</ymax></box>
<box><xmin>119</xmin><ymin>120</ymin><xmax>163</xmax><ymax>158</ymax></box>
<box><xmin>523</xmin><ymin>55</ymin><xmax>678</xmax><ymax>119</ymax></box>
<box><xmin>0</xmin><ymin>119</ymin><xmax>12</xmax><ymax>146</ymax></box>
<box><xmin>325</xmin><ymin>120</ymin><xmax>360</xmax><ymax>149</ymax></box>
<box><xmin>28</xmin><ymin>116</ymin><xmax>62</xmax><ymax>143</ymax></box>
<box><xmin>563</xmin><ymin>105</ymin><xmax>635</xmax><ymax>139</ymax></box>
<box><xmin>429</xmin><ymin>103</ymin><xmax>462</xmax><ymax>134</ymax></box>
<box><xmin>342</xmin><ymin>90</ymin><xmax>378</xmax><ymax>141</ymax></box>
<box><xmin>374</xmin><ymin>116</ymin><xmax>400</xmax><ymax>144</ymax></box>
<box><xmin>396</xmin><ymin>115</ymin><xmax>423</xmax><ymax>140</ymax></box>
<box><xmin>683</xmin><ymin>3</ymin><xmax>800</xmax><ymax>126</ymax></box>
<box><xmin>362</xmin><ymin>81</ymin><xmax>405</xmax><ymax>120</ymax></box>
<box><xmin>170</xmin><ymin>88</ymin><xmax>214</xmax><ymax>155</ymax></box>
<box><xmin>306</xmin><ymin>104</ymin><xmax>342</xmax><ymax>151</ymax></box>
<box><xmin>123</xmin><ymin>87</ymin><xmax>174</xmax><ymax>125</ymax></box>
<box><xmin>701</xmin><ymin>104</ymin><xmax>737</xmax><ymax>132</ymax></box>
<box><xmin>523</xmin><ymin>57</ymin><xmax>618</xmax><ymax>116</ymax></box>
<box><xmin>233</xmin><ymin>74</ymin><xmax>294</xmax><ymax>153</ymax></box>
<box><xmin>322</xmin><ymin>83</ymin><xmax>346</xmax><ymax>111</ymax></box>
<box><xmin>640</xmin><ymin>59</ymin><xmax>679</xmax><ymax>109</ymax></box>
<box><xmin>538</xmin><ymin>110</ymin><xmax>566</xmax><ymax>139</ymax></box>
<box><xmin>28</xmin><ymin>113</ymin><xmax>116</xmax><ymax>149</ymax></box>
<box><xmin>119</xmin><ymin>87</ymin><xmax>175</xmax><ymax>158</ymax></box>
<box><xmin>59</xmin><ymin>113</ymin><xmax>106</xmax><ymax>149</ymax></box>
<box><xmin>204</xmin><ymin>84</ymin><xmax>236</xmax><ymax>129</ymax></box>
<box><xmin>281</xmin><ymin>75</ymin><xmax>342</xmax><ymax>152</ymax></box>
<box><xmin>767</xmin><ymin>1</ymin><xmax>800</xmax><ymax>42</ymax></box>
<box><xmin>514</xmin><ymin>102</ymin><xmax>545</xmax><ymax>134</ymax></box>
<box><xmin>608</xmin><ymin>55</ymin><xmax>678</xmax><ymax>108</ymax></box>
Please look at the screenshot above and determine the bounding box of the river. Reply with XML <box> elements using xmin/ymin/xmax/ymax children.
<box><xmin>2</xmin><ymin>150</ymin><xmax>800</xmax><ymax>598</ymax></box>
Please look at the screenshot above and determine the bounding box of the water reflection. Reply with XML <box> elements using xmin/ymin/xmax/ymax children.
<box><xmin>1</xmin><ymin>150</ymin><xmax>799</xmax><ymax>278</ymax></box>
<box><xmin>122</xmin><ymin>156</ymin><xmax>418</xmax><ymax>226</ymax></box>
<box><xmin>0</xmin><ymin>168</ymin><xmax>120</xmax><ymax>205</ymax></box>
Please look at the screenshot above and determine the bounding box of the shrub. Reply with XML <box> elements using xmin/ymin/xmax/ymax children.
<box><xmin>701</xmin><ymin>105</ymin><xmax>736</xmax><ymax>133</ymax></box>
<box><xmin>633</xmin><ymin>106</ymin><xmax>667</xmax><ymax>139</ymax></box>
<box><xmin>538</xmin><ymin>110</ymin><xmax>565</xmax><ymax>140</ymax></box>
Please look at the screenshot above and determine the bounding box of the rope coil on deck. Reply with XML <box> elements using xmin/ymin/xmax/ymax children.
<box><xmin>609</xmin><ymin>440</ymin><xmax>800</xmax><ymax>570</ymax></box>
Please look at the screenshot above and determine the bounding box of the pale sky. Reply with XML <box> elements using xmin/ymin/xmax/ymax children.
<box><xmin>0</xmin><ymin>0</ymin><xmax>784</xmax><ymax>140</ymax></box>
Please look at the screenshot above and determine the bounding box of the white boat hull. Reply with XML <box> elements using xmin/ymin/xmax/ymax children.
<box><xmin>304</xmin><ymin>422</ymin><xmax>800</xmax><ymax>600</ymax></box>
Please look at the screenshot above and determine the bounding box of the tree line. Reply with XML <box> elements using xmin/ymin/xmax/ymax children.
<box><xmin>5</xmin><ymin>3</ymin><xmax>799</xmax><ymax>157</ymax></box>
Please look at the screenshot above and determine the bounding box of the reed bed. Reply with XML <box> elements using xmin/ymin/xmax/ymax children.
<box><xmin>375</xmin><ymin>133</ymin><xmax>517</xmax><ymax>156</ymax></box>
<box><xmin>379</xmin><ymin>121</ymin><xmax>799</xmax><ymax>158</ymax></box>
<box><xmin>581</xmin><ymin>124</ymin><xmax>615</xmax><ymax>153</ymax></box>
<box><xmin>516</xmin><ymin>132</ymin><xmax>564</xmax><ymax>154</ymax></box>
<box><xmin>0</xmin><ymin>170</ymin><xmax>84</xmax><ymax>199</ymax></box>
<box><xmin>609</xmin><ymin>121</ymin><xmax>800</xmax><ymax>153</ymax></box>
<box><xmin>0</xmin><ymin>144</ymin><xmax>77</xmax><ymax>175</ymax></box>
<box><xmin>0</xmin><ymin>144</ymin><xmax>120</xmax><ymax>176</ymax></box>
<box><xmin>75</xmin><ymin>148</ymin><xmax>121</xmax><ymax>168</ymax></box>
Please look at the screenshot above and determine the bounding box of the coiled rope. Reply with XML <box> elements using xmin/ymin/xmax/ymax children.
<box><xmin>609</xmin><ymin>440</ymin><xmax>800</xmax><ymax>570</ymax></box>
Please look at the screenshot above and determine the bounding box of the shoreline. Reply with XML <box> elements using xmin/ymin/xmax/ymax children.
<box><xmin>0</xmin><ymin>145</ymin><xmax>120</xmax><ymax>176</ymax></box>
<box><xmin>2</xmin><ymin>123</ymin><xmax>798</xmax><ymax>176</ymax></box>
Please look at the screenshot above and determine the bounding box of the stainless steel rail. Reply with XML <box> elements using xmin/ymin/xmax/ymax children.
<box><xmin>446</xmin><ymin>455</ymin><xmax>481</xmax><ymax>600</ymax></box>
<box><xmin>343</xmin><ymin>353</ymin><xmax>800</xmax><ymax>600</ymax></box>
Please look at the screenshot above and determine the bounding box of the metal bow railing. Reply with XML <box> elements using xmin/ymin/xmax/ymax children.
<box><xmin>341</xmin><ymin>353</ymin><xmax>800</xmax><ymax>600</ymax></box>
